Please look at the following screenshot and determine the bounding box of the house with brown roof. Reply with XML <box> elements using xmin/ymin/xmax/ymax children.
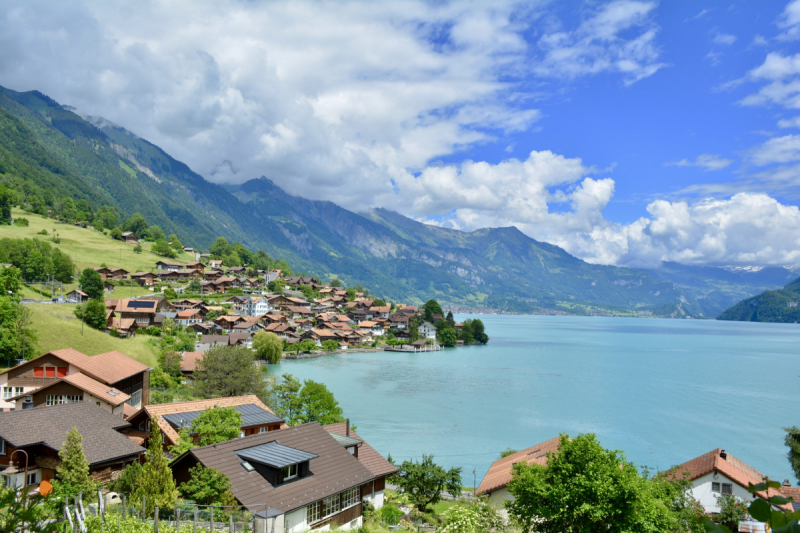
<box><xmin>670</xmin><ymin>448</ymin><xmax>795</xmax><ymax>516</ymax></box>
<box><xmin>114</xmin><ymin>298</ymin><xmax>162</xmax><ymax>327</ymax></box>
<box><xmin>8</xmin><ymin>372</ymin><xmax>132</xmax><ymax>416</ymax></box>
<box><xmin>66</xmin><ymin>289</ymin><xmax>89</xmax><ymax>303</ymax></box>
<box><xmin>179</xmin><ymin>352</ymin><xmax>204</xmax><ymax>377</ymax></box>
<box><xmin>476</xmin><ymin>436</ymin><xmax>562</xmax><ymax>517</ymax></box>
<box><xmin>0</xmin><ymin>348</ymin><xmax>151</xmax><ymax>411</ymax></box>
<box><xmin>155</xmin><ymin>260</ymin><xmax>184</xmax><ymax>271</ymax></box>
<box><xmin>107</xmin><ymin>268</ymin><xmax>129</xmax><ymax>280</ymax></box>
<box><xmin>0</xmin><ymin>402</ymin><xmax>145</xmax><ymax>492</ymax></box>
<box><xmin>122</xmin><ymin>232</ymin><xmax>140</xmax><ymax>244</ymax></box>
<box><xmin>325</xmin><ymin>421</ymin><xmax>396</xmax><ymax>510</ymax></box>
<box><xmin>170</xmin><ymin>422</ymin><xmax>378</xmax><ymax>532</ymax></box>
<box><xmin>131</xmin><ymin>271</ymin><xmax>159</xmax><ymax>286</ymax></box>
<box><xmin>176</xmin><ymin>309</ymin><xmax>202</xmax><ymax>326</ymax></box>
<box><xmin>126</xmin><ymin>395</ymin><xmax>284</xmax><ymax>450</ymax></box>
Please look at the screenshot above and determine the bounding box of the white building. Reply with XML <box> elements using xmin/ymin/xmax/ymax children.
<box><xmin>419</xmin><ymin>321</ymin><xmax>437</xmax><ymax>340</ymax></box>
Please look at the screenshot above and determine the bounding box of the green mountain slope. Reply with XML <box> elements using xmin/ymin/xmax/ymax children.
<box><xmin>0</xmin><ymin>84</ymin><xmax>792</xmax><ymax>316</ymax></box>
<box><xmin>717</xmin><ymin>276</ymin><xmax>800</xmax><ymax>322</ymax></box>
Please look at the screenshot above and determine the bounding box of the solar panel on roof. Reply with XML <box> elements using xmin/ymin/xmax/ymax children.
<box><xmin>160</xmin><ymin>403</ymin><xmax>283</xmax><ymax>429</ymax></box>
<box><xmin>128</xmin><ymin>301</ymin><xmax>156</xmax><ymax>309</ymax></box>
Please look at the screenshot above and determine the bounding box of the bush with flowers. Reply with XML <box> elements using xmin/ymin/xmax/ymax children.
<box><xmin>438</xmin><ymin>498</ymin><xmax>503</xmax><ymax>533</ymax></box>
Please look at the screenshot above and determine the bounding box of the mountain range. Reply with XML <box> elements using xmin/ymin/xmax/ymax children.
<box><xmin>0</xmin><ymin>84</ymin><xmax>795</xmax><ymax>316</ymax></box>
<box><xmin>717</xmin><ymin>276</ymin><xmax>800</xmax><ymax>323</ymax></box>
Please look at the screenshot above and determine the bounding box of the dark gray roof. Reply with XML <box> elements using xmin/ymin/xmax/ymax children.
<box><xmin>162</xmin><ymin>404</ymin><xmax>283</xmax><ymax>430</ymax></box>
<box><xmin>0</xmin><ymin>402</ymin><xmax>144</xmax><ymax>466</ymax></box>
<box><xmin>173</xmin><ymin>422</ymin><xmax>375</xmax><ymax>513</ymax></box>
<box><xmin>235</xmin><ymin>441</ymin><xmax>318</xmax><ymax>468</ymax></box>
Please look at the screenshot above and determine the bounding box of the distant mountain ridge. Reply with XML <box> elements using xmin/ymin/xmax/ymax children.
<box><xmin>717</xmin><ymin>276</ymin><xmax>800</xmax><ymax>322</ymax></box>
<box><xmin>0</xmin><ymin>84</ymin><xmax>794</xmax><ymax>316</ymax></box>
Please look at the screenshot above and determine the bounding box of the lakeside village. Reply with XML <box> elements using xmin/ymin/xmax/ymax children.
<box><xmin>0</xmin><ymin>230</ymin><xmax>797</xmax><ymax>532</ymax></box>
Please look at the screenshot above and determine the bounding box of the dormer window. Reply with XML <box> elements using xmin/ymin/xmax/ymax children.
<box><xmin>282</xmin><ymin>464</ymin><xmax>298</xmax><ymax>480</ymax></box>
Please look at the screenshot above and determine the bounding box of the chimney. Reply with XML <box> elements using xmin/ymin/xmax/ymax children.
<box><xmin>784</xmin><ymin>479</ymin><xmax>791</xmax><ymax>487</ymax></box>
<box><xmin>720</xmin><ymin>450</ymin><xmax>727</xmax><ymax>460</ymax></box>
<box><xmin>346</xmin><ymin>419</ymin><xmax>350</xmax><ymax>437</ymax></box>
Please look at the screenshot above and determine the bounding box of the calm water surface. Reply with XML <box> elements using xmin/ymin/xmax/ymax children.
<box><xmin>268</xmin><ymin>315</ymin><xmax>800</xmax><ymax>485</ymax></box>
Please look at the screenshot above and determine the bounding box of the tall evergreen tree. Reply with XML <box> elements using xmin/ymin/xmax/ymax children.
<box><xmin>55</xmin><ymin>426</ymin><xmax>96</xmax><ymax>498</ymax></box>
<box><xmin>132</xmin><ymin>419</ymin><xmax>178</xmax><ymax>517</ymax></box>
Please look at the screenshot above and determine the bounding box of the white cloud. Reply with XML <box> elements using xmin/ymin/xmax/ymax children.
<box><xmin>750</xmin><ymin>134</ymin><xmax>800</xmax><ymax>165</ymax></box>
<box><xmin>778</xmin><ymin>0</ymin><xmax>800</xmax><ymax>40</ymax></box>
<box><xmin>778</xmin><ymin>116</ymin><xmax>800</xmax><ymax>127</ymax></box>
<box><xmin>713</xmin><ymin>33</ymin><xmax>737</xmax><ymax>45</ymax></box>
<box><xmin>532</xmin><ymin>0</ymin><xmax>666</xmax><ymax>85</ymax></box>
<box><xmin>669</xmin><ymin>154</ymin><xmax>733</xmax><ymax>171</ymax></box>
<box><xmin>752</xmin><ymin>34</ymin><xmax>769</xmax><ymax>46</ymax></box>
<box><xmin>740</xmin><ymin>52</ymin><xmax>800</xmax><ymax>109</ymax></box>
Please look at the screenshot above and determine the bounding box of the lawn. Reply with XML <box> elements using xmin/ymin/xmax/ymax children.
<box><xmin>25</xmin><ymin>303</ymin><xmax>158</xmax><ymax>366</ymax></box>
<box><xmin>0</xmin><ymin>208</ymin><xmax>197</xmax><ymax>273</ymax></box>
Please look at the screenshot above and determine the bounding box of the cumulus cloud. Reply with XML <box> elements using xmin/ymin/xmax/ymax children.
<box><xmin>669</xmin><ymin>154</ymin><xmax>733</xmax><ymax>171</ymax></box>
<box><xmin>533</xmin><ymin>0</ymin><xmax>666</xmax><ymax>85</ymax></box>
<box><xmin>778</xmin><ymin>0</ymin><xmax>800</xmax><ymax>40</ymax></box>
<box><xmin>739</xmin><ymin>52</ymin><xmax>800</xmax><ymax>109</ymax></box>
<box><xmin>750</xmin><ymin>134</ymin><xmax>800</xmax><ymax>165</ymax></box>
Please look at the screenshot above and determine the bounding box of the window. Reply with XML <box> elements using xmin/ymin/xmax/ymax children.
<box><xmin>712</xmin><ymin>482</ymin><xmax>720</xmax><ymax>493</ymax></box>
<box><xmin>69</xmin><ymin>395</ymin><xmax>82</xmax><ymax>403</ymax></box>
<box><xmin>27</xmin><ymin>471</ymin><xmax>37</xmax><ymax>485</ymax></box>
<box><xmin>258</xmin><ymin>427</ymin><xmax>268</xmax><ymax>434</ymax></box>
<box><xmin>0</xmin><ymin>438</ymin><xmax>6</xmax><ymax>455</ymax></box>
<box><xmin>341</xmin><ymin>487</ymin><xmax>359</xmax><ymax>509</ymax></box>
<box><xmin>240</xmin><ymin>430</ymin><xmax>246</xmax><ymax>438</ymax></box>
<box><xmin>322</xmin><ymin>493</ymin><xmax>340</xmax><ymax>517</ymax></box>
<box><xmin>283</xmin><ymin>464</ymin><xmax>298</xmax><ymax>481</ymax></box>
<box><xmin>2</xmin><ymin>387</ymin><xmax>11</xmax><ymax>399</ymax></box>
<box><xmin>14</xmin><ymin>387</ymin><xmax>22</xmax><ymax>396</ymax></box>
<box><xmin>307</xmin><ymin>501</ymin><xmax>320</xmax><ymax>524</ymax></box>
<box><xmin>722</xmin><ymin>483</ymin><xmax>733</xmax><ymax>495</ymax></box>
<box><xmin>46</xmin><ymin>395</ymin><xmax>58</xmax><ymax>406</ymax></box>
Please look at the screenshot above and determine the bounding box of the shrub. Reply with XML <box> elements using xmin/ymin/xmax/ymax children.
<box><xmin>380</xmin><ymin>504</ymin><xmax>404</xmax><ymax>526</ymax></box>
<box><xmin>37</xmin><ymin>229</ymin><xmax>48</xmax><ymax>235</ymax></box>
<box><xmin>12</xmin><ymin>218</ymin><xmax>28</xmax><ymax>227</ymax></box>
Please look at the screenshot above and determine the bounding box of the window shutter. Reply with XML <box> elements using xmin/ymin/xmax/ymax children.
<box><xmin>34</xmin><ymin>367</ymin><xmax>44</xmax><ymax>377</ymax></box>
<box><xmin>45</xmin><ymin>367</ymin><xmax>56</xmax><ymax>378</ymax></box>
<box><xmin>57</xmin><ymin>367</ymin><xmax>67</xmax><ymax>378</ymax></box>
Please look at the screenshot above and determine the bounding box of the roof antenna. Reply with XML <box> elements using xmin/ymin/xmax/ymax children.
<box><xmin>346</xmin><ymin>419</ymin><xmax>350</xmax><ymax>437</ymax></box>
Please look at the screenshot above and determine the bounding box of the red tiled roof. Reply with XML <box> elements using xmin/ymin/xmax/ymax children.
<box><xmin>180</xmin><ymin>352</ymin><xmax>204</xmax><ymax>373</ymax></box>
<box><xmin>477</xmin><ymin>436</ymin><xmax>562</xmax><ymax>495</ymax></box>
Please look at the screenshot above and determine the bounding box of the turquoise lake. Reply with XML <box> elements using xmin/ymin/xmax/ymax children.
<box><xmin>267</xmin><ymin>315</ymin><xmax>800</xmax><ymax>486</ymax></box>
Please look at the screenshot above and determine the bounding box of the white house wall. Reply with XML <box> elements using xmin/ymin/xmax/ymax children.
<box><xmin>284</xmin><ymin>507</ymin><xmax>308</xmax><ymax>533</ymax></box>
<box><xmin>485</xmin><ymin>488</ymin><xmax>512</xmax><ymax>522</ymax></box>
<box><xmin>691</xmin><ymin>472</ymin><xmax>756</xmax><ymax>513</ymax></box>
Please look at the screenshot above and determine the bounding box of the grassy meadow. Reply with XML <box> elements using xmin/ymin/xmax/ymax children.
<box><xmin>26</xmin><ymin>304</ymin><xmax>158</xmax><ymax>366</ymax></box>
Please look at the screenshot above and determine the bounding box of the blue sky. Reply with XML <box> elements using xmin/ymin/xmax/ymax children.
<box><xmin>1</xmin><ymin>0</ymin><xmax>800</xmax><ymax>268</ymax></box>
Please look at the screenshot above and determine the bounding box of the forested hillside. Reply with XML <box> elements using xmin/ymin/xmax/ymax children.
<box><xmin>717</xmin><ymin>276</ymin><xmax>800</xmax><ymax>323</ymax></box>
<box><xmin>0</xmin><ymin>84</ymin><xmax>791</xmax><ymax>316</ymax></box>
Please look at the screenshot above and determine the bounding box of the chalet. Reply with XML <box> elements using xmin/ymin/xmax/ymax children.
<box><xmin>284</xmin><ymin>276</ymin><xmax>319</xmax><ymax>287</ymax></box>
<box><xmin>0</xmin><ymin>347</ymin><xmax>151</xmax><ymax>411</ymax></box>
<box><xmin>215</xmin><ymin>315</ymin><xmax>246</xmax><ymax>330</ymax></box>
<box><xmin>179</xmin><ymin>352</ymin><xmax>204</xmax><ymax>377</ymax></box>
<box><xmin>176</xmin><ymin>309</ymin><xmax>202</xmax><ymax>326</ymax></box>
<box><xmin>131</xmin><ymin>272</ymin><xmax>159</xmax><ymax>286</ymax></box>
<box><xmin>126</xmin><ymin>396</ymin><xmax>285</xmax><ymax>450</ymax></box>
<box><xmin>227</xmin><ymin>295</ymin><xmax>250</xmax><ymax>315</ymax></box>
<box><xmin>208</xmin><ymin>260</ymin><xmax>223</xmax><ymax>269</ymax></box>
<box><xmin>265</xmin><ymin>323</ymin><xmax>297</xmax><ymax>339</ymax></box>
<box><xmin>388</xmin><ymin>314</ymin><xmax>410</xmax><ymax>330</ymax></box>
<box><xmin>304</xmin><ymin>329</ymin><xmax>340</xmax><ymax>346</ymax></box>
<box><xmin>286</xmin><ymin>306</ymin><xmax>314</xmax><ymax>319</ymax></box>
<box><xmin>191</xmin><ymin>322</ymin><xmax>224</xmax><ymax>336</ymax></box>
<box><xmin>348</xmin><ymin>309</ymin><xmax>370</xmax><ymax>322</ymax></box>
<box><xmin>107</xmin><ymin>268</ymin><xmax>129</xmax><ymax>280</ymax></box>
<box><xmin>249</xmin><ymin>297</ymin><xmax>272</xmax><ymax>316</ymax></box>
<box><xmin>671</xmin><ymin>448</ymin><xmax>796</xmax><ymax>516</ymax></box>
<box><xmin>229</xmin><ymin>332</ymin><xmax>254</xmax><ymax>349</ymax></box>
<box><xmin>196</xmin><ymin>335</ymin><xmax>231</xmax><ymax>352</ymax></box>
<box><xmin>185</xmin><ymin>261</ymin><xmax>206</xmax><ymax>270</ymax></box>
<box><xmin>171</xmin><ymin>299</ymin><xmax>204</xmax><ymax>311</ymax></box>
<box><xmin>358</xmin><ymin>321</ymin><xmax>385</xmax><ymax>336</ymax></box>
<box><xmin>233</xmin><ymin>317</ymin><xmax>261</xmax><ymax>333</ymax></box>
<box><xmin>324</xmin><ymin>421</ymin><xmax>396</xmax><ymax>509</ymax></box>
<box><xmin>155</xmin><ymin>260</ymin><xmax>184</xmax><ymax>272</ymax></box>
<box><xmin>204</xmin><ymin>270</ymin><xmax>224</xmax><ymax>281</ymax></box>
<box><xmin>122</xmin><ymin>232</ymin><xmax>140</xmax><ymax>244</ymax></box>
<box><xmin>160</xmin><ymin>268</ymin><xmax>202</xmax><ymax>282</ymax></box>
<box><xmin>104</xmin><ymin>281</ymin><xmax>115</xmax><ymax>293</ymax></box>
<box><xmin>369</xmin><ymin>306</ymin><xmax>391</xmax><ymax>319</ymax></box>
<box><xmin>109</xmin><ymin>317</ymin><xmax>139</xmax><ymax>338</ymax></box>
<box><xmin>183</xmin><ymin>246</ymin><xmax>196</xmax><ymax>253</ymax></box>
<box><xmin>227</xmin><ymin>266</ymin><xmax>247</xmax><ymax>275</ymax></box>
<box><xmin>8</xmin><ymin>373</ymin><xmax>132</xmax><ymax>417</ymax></box>
<box><xmin>93</xmin><ymin>267</ymin><xmax>112</xmax><ymax>278</ymax></box>
<box><xmin>170</xmin><ymin>422</ymin><xmax>380</xmax><ymax>532</ymax></box>
<box><xmin>114</xmin><ymin>299</ymin><xmax>161</xmax><ymax>328</ymax></box>
<box><xmin>199</xmin><ymin>305</ymin><xmax>226</xmax><ymax>318</ymax></box>
<box><xmin>66</xmin><ymin>289</ymin><xmax>88</xmax><ymax>303</ymax></box>
<box><xmin>0</xmin><ymin>402</ymin><xmax>145</xmax><ymax>492</ymax></box>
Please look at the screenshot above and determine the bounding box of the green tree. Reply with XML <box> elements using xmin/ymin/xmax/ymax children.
<box><xmin>424</xmin><ymin>299</ymin><xmax>444</xmax><ymax>322</ymax></box>
<box><xmin>74</xmin><ymin>299</ymin><xmax>108</xmax><ymax>330</ymax></box>
<box><xmin>253</xmin><ymin>331</ymin><xmax>283</xmax><ymax>364</ymax></box>
<box><xmin>0</xmin><ymin>266</ymin><xmax>23</xmax><ymax>301</ymax></box>
<box><xmin>0</xmin><ymin>486</ymin><xmax>58</xmax><ymax>533</ymax></box>
<box><xmin>60</xmin><ymin>197</ymin><xmax>77</xmax><ymax>222</ymax></box>
<box><xmin>95</xmin><ymin>206</ymin><xmax>118</xmax><ymax>230</ymax></box>
<box><xmin>51</xmin><ymin>248</ymin><xmax>76</xmax><ymax>283</ymax></box>
<box><xmin>0</xmin><ymin>186</ymin><xmax>11</xmax><ymax>225</ymax></box>
<box><xmin>499</xmin><ymin>448</ymin><xmax>518</xmax><ymax>458</ymax></box>
<box><xmin>153</xmin><ymin>238</ymin><xmax>176</xmax><ymax>258</ymax></box>
<box><xmin>132</xmin><ymin>420</ymin><xmax>178</xmax><ymax>517</ymax></box>
<box><xmin>204</xmin><ymin>308</ymin><xmax>227</xmax><ymax>321</ymax></box>
<box><xmin>209</xmin><ymin>237</ymin><xmax>230</xmax><ymax>258</ymax></box>
<box><xmin>147</xmin><ymin>225</ymin><xmax>166</xmax><ymax>242</ymax></box>
<box><xmin>329</xmin><ymin>278</ymin><xmax>342</xmax><ymax>287</ymax></box>
<box><xmin>54</xmin><ymin>426</ymin><xmax>96</xmax><ymax>499</ymax></box>
<box><xmin>168</xmin><ymin>234</ymin><xmax>183</xmax><ymax>251</ymax></box>
<box><xmin>392</xmin><ymin>454</ymin><xmax>462</xmax><ymax>513</ymax></box>
<box><xmin>123</xmin><ymin>212</ymin><xmax>149</xmax><ymax>237</ymax></box>
<box><xmin>187</xmin><ymin>278</ymin><xmax>202</xmax><ymax>293</ymax></box>
<box><xmin>506</xmin><ymin>434</ymin><xmax>683</xmax><ymax>533</ymax></box>
<box><xmin>438</xmin><ymin>327</ymin><xmax>457</xmax><ymax>347</ymax></box>
<box><xmin>321</xmin><ymin>339</ymin><xmax>339</xmax><ymax>352</ymax></box>
<box><xmin>133</xmin><ymin>243</ymin><xmax>142</xmax><ymax>254</ymax></box>
<box><xmin>110</xmin><ymin>227</ymin><xmax>123</xmax><ymax>241</ymax></box>
<box><xmin>446</xmin><ymin>311</ymin><xmax>455</xmax><ymax>324</ymax></box>
<box><xmin>178</xmin><ymin>464</ymin><xmax>233</xmax><ymax>505</ymax></box>
<box><xmin>167</xmin><ymin>428</ymin><xmax>195</xmax><ymax>459</ymax></box>
<box><xmin>468</xmin><ymin>318</ymin><xmax>489</xmax><ymax>344</ymax></box>
<box><xmin>79</xmin><ymin>267</ymin><xmax>104</xmax><ymax>300</ymax></box>
<box><xmin>297</xmin><ymin>380</ymin><xmax>345</xmax><ymax>425</ymax></box>
<box><xmin>786</xmin><ymin>426</ymin><xmax>800</xmax><ymax>484</ymax></box>
<box><xmin>192</xmin><ymin>406</ymin><xmax>243</xmax><ymax>446</ymax></box>
<box><xmin>273</xmin><ymin>374</ymin><xmax>302</xmax><ymax>425</ymax></box>
<box><xmin>108</xmin><ymin>462</ymin><xmax>143</xmax><ymax>495</ymax></box>
<box><xmin>408</xmin><ymin>315</ymin><xmax>420</xmax><ymax>343</ymax></box>
<box><xmin>0</xmin><ymin>299</ymin><xmax>37</xmax><ymax>362</ymax></box>
<box><xmin>192</xmin><ymin>345</ymin><xmax>266</xmax><ymax>398</ymax></box>
<box><xmin>158</xmin><ymin>350</ymin><xmax>183</xmax><ymax>379</ymax></box>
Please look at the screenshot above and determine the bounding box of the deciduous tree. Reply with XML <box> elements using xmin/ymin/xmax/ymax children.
<box><xmin>178</xmin><ymin>464</ymin><xmax>232</xmax><ymax>506</ymax></box>
<box><xmin>297</xmin><ymin>380</ymin><xmax>344</xmax><ymax>425</ymax></box>
<box><xmin>253</xmin><ymin>331</ymin><xmax>283</xmax><ymax>364</ymax></box>
<box><xmin>392</xmin><ymin>454</ymin><xmax>462</xmax><ymax>513</ymax></box>
<box><xmin>74</xmin><ymin>299</ymin><xmax>108</xmax><ymax>330</ymax></box>
<box><xmin>785</xmin><ymin>426</ymin><xmax>800</xmax><ymax>484</ymax></box>
<box><xmin>79</xmin><ymin>268</ymin><xmax>104</xmax><ymax>300</ymax></box>
<box><xmin>192</xmin><ymin>345</ymin><xmax>266</xmax><ymax>398</ymax></box>
<box><xmin>192</xmin><ymin>406</ymin><xmax>243</xmax><ymax>446</ymax></box>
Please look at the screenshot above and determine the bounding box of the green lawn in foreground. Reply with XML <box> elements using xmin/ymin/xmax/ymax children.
<box><xmin>25</xmin><ymin>303</ymin><xmax>158</xmax><ymax>366</ymax></box>
<box><xmin>0</xmin><ymin>208</ymin><xmax>197</xmax><ymax>273</ymax></box>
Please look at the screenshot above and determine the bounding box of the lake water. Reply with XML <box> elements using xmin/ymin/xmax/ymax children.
<box><xmin>267</xmin><ymin>315</ymin><xmax>800</xmax><ymax>487</ymax></box>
